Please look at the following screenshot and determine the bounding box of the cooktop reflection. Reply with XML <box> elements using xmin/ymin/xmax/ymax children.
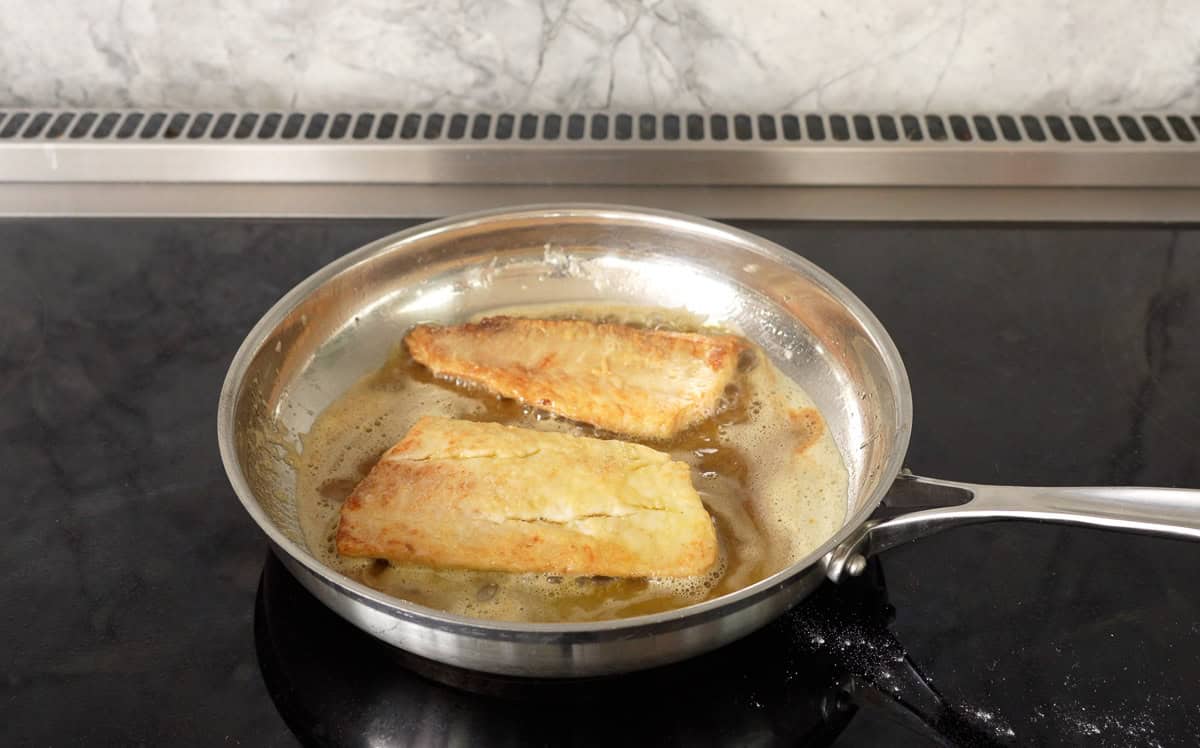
<box><xmin>254</xmin><ymin>552</ymin><xmax>1009</xmax><ymax>747</ymax></box>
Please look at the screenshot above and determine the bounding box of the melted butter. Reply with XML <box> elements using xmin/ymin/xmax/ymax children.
<box><xmin>294</xmin><ymin>305</ymin><xmax>848</xmax><ymax>622</ymax></box>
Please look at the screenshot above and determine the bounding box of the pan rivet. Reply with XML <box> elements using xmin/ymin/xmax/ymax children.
<box><xmin>845</xmin><ymin>554</ymin><xmax>867</xmax><ymax>576</ymax></box>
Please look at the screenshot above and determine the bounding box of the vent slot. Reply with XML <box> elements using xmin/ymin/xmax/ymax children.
<box><xmin>711</xmin><ymin>114</ymin><xmax>729</xmax><ymax>141</ymax></box>
<box><xmin>1021</xmin><ymin>116</ymin><xmax>1046</xmax><ymax>142</ymax></box>
<box><xmin>781</xmin><ymin>114</ymin><xmax>802</xmax><ymax>140</ymax></box>
<box><xmin>376</xmin><ymin>113</ymin><xmax>398</xmax><ymax>139</ymax></box>
<box><xmin>186</xmin><ymin>113</ymin><xmax>211</xmax><ymax>139</ymax></box>
<box><xmin>853</xmin><ymin>115</ymin><xmax>874</xmax><ymax>141</ymax></box>
<box><xmin>973</xmin><ymin>115</ymin><xmax>996</xmax><ymax>142</ymax></box>
<box><xmin>947</xmin><ymin>115</ymin><xmax>969</xmax><ymax>141</ymax></box>
<box><xmin>1069</xmin><ymin>116</ymin><xmax>1095</xmax><ymax>142</ymax></box>
<box><xmin>46</xmin><ymin>112</ymin><xmax>75</xmax><ymax>139</ymax></box>
<box><xmin>755</xmin><ymin>115</ymin><xmax>774</xmax><ymax>141</ymax></box>
<box><xmin>590</xmin><ymin>114</ymin><xmax>609</xmax><ymax>140</ymax></box>
<box><xmin>70</xmin><ymin>112</ymin><xmax>98</xmax><ymax>138</ymax></box>
<box><xmin>1143</xmin><ymin>116</ymin><xmax>1170</xmax><ymax>143</ymax></box>
<box><xmin>639</xmin><ymin>114</ymin><xmax>656</xmax><ymax>141</ymax></box>
<box><xmin>94</xmin><ymin>113</ymin><xmax>120</xmax><ymax>138</ymax></box>
<box><xmin>1167</xmin><ymin>115</ymin><xmax>1194</xmax><ymax>142</ymax></box>
<box><xmin>997</xmin><ymin>115</ymin><xmax>1020</xmax><ymax>142</ymax></box>
<box><xmin>353</xmin><ymin>113</ymin><xmax>375</xmax><ymax>139</ymax></box>
<box><xmin>663</xmin><ymin>114</ymin><xmax>680</xmax><ymax>141</ymax></box>
<box><xmin>614</xmin><ymin>113</ymin><xmax>633</xmax><ymax>140</ymax></box>
<box><xmin>877</xmin><ymin>115</ymin><xmax>899</xmax><ymax>142</ymax></box>
<box><xmin>115</xmin><ymin>112</ymin><xmax>143</xmax><ymax>139</ymax></box>
<box><xmin>279</xmin><ymin>113</ymin><xmax>303</xmax><ymax>139</ymax></box>
<box><xmin>328</xmin><ymin>113</ymin><xmax>352</xmax><ymax>139</ymax></box>
<box><xmin>400</xmin><ymin>114</ymin><xmax>421</xmax><ymax>139</ymax></box>
<box><xmin>828</xmin><ymin>115</ymin><xmax>849</xmax><ymax>141</ymax></box>
<box><xmin>447</xmin><ymin>113</ymin><xmax>468</xmax><ymax>140</ymax></box>
<box><xmin>519</xmin><ymin>114</ymin><xmax>538</xmax><ymax>140</ymax></box>
<box><xmin>137</xmin><ymin>112</ymin><xmax>164</xmax><ymax>139</ymax></box>
<box><xmin>1</xmin><ymin>112</ymin><xmax>29</xmax><ymax>138</ymax></box>
<box><xmin>901</xmin><ymin>115</ymin><xmax>922</xmax><ymax>142</ymax></box>
<box><xmin>733</xmin><ymin>114</ymin><xmax>753</xmax><ymax>141</ymax></box>
<box><xmin>22</xmin><ymin>112</ymin><xmax>52</xmax><ymax>138</ymax></box>
<box><xmin>565</xmin><ymin>114</ymin><xmax>584</xmax><ymax>140</ymax></box>
<box><xmin>540</xmin><ymin>113</ymin><xmax>559</xmax><ymax>140</ymax></box>
<box><xmin>1166</xmin><ymin>116</ymin><xmax>1195</xmax><ymax>142</ymax></box>
<box><xmin>421</xmin><ymin>113</ymin><xmax>443</xmax><ymax>139</ymax></box>
<box><xmin>1046</xmin><ymin>116</ymin><xmax>1070</xmax><ymax>142</ymax></box>
<box><xmin>234</xmin><ymin>113</ymin><xmax>259</xmax><ymax>139</ymax></box>
<box><xmin>472</xmin><ymin>114</ymin><xmax>492</xmax><ymax>140</ymax></box>
<box><xmin>806</xmin><ymin>115</ymin><xmax>826</xmax><ymax>141</ymax></box>
<box><xmin>257</xmin><ymin>113</ymin><xmax>281</xmax><ymax>139</ymax></box>
<box><xmin>1118</xmin><ymin>116</ymin><xmax>1145</xmax><ymax>142</ymax></box>
<box><xmin>303</xmin><ymin>113</ymin><xmax>327</xmax><ymax>139</ymax></box>
<box><xmin>925</xmin><ymin>115</ymin><xmax>948</xmax><ymax>141</ymax></box>
<box><xmin>493</xmin><ymin>113</ymin><xmax>514</xmax><ymax>140</ymax></box>
<box><xmin>1095</xmin><ymin>116</ymin><xmax>1120</xmax><ymax>142</ymax></box>
<box><xmin>164</xmin><ymin>113</ymin><xmax>189</xmax><ymax>139</ymax></box>
<box><xmin>211</xmin><ymin>113</ymin><xmax>236</xmax><ymax>139</ymax></box>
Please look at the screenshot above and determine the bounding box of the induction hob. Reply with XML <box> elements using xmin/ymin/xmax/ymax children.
<box><xmin>3</xmin><ymin>218</ymin><xmax>1198</xmax><ymax>746</ymax></box>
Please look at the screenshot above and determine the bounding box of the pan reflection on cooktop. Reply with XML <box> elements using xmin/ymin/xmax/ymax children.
<box><xmin>253</xmin><ymin>552</ymin><xmax>1009</xmax><ymax>747</ymax></box>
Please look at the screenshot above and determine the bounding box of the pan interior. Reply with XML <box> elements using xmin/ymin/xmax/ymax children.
<box><xmin>226</xmin><ymin>208</ymin><xmax>909</xmax><ymax>619</ymax></box>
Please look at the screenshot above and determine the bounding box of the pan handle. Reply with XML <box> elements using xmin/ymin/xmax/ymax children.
<box><xmin>825</xmin><ymin>474</ymin><xmax>1200</xmax><ymax>581</ymax></box>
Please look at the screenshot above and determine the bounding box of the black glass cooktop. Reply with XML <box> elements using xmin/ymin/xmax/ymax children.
<box><xmin>2</xmin><ymin>219</ymin><xmax>1198</xmax><ymax>746</ymax></box>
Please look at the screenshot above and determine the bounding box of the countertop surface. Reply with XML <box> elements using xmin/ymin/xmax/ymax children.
<box><xmin>2</xmin><ymin>0</ymin><xmax>1199</xmax><ymax>113</ymax></box>
<box><xmin>2</xmin><ymin>218</ymin><xmax>1198</xmax><ymax>746</ymax></box>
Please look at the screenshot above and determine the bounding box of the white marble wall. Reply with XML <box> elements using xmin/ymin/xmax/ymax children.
<box><xmin>2</xmin><ymin>0</ymin><xmax>1197</xmax><ymax>112</ymax></box>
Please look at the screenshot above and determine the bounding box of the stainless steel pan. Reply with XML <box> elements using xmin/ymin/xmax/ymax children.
<box><xmin>218</xmin><ymin>205</ymin><xmax>1200</xmax><ymax>678</ymax></box>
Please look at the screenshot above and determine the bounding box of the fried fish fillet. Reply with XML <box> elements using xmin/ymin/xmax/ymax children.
<box><xmin>336</xmin><ymin>416</ymin><xmax>718</xmax><ymax>577</ymax></box>
<box><xmin>405</xmin><ymin>316</ymin><xmax>746</xmax><ymax>439</ymax></box>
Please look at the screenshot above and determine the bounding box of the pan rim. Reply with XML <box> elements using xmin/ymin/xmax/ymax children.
<box><xmin>217</xmin><ymin>203</ymin><xmax>913</xmax><ymax>637</ymax></box>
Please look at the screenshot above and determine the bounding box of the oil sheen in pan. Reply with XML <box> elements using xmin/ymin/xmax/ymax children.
<box><xmin>293</xmin><ymin>305</ymin><xmax>849</xmax><ymax>623</ymax></box>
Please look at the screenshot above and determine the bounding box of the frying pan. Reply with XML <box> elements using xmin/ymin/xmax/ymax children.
<box><xmin>218</xmin><ymin>205</ymin><xmax>1200</xmax><ymax>678</ymax></box>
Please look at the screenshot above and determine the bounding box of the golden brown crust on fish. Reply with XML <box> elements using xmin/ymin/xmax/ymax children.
<box><xmin>405</xmin><ymin>316</ymin><xmax>745</xmax><ymax>439</ymax></box>
<box><xmin>336</xmin><ymin>417</ymin><xmax>719</xmax><ymax>577</ymax></box>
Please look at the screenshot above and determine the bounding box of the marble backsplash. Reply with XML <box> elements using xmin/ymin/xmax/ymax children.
<box><xmin>2</xmin><ymin>0</ymin><xmax>1197</xmax><ymax>113</ymax></box>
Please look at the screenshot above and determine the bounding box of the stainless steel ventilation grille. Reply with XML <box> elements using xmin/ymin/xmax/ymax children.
<box><xmin>1</xmin><ymin>109</ymin><xmax>1198</xmax><ymax>146</ymax></box>
<box><xmin>4</xmin><ymin>106</ymin><xmax>1200</xmax><ymax>214</ymax></box>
